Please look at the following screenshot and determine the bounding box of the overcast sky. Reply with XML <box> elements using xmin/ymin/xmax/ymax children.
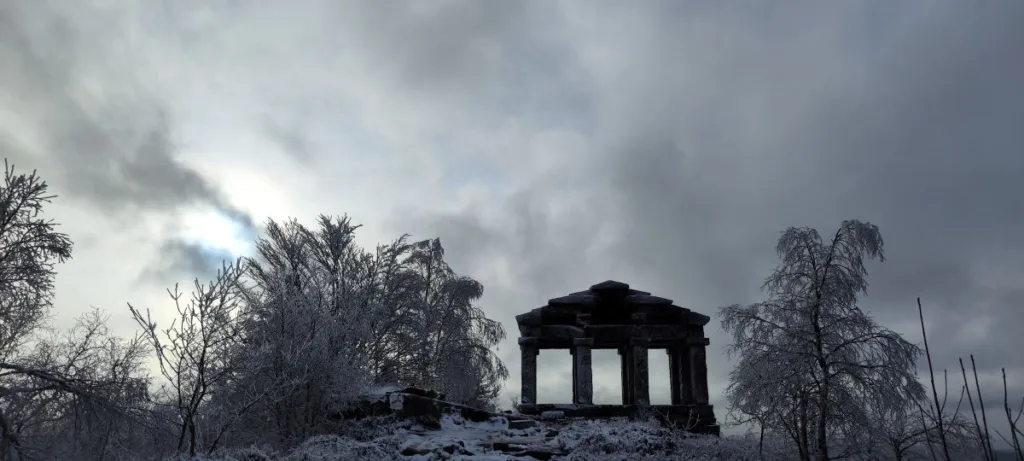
<box><xmin>2</xmin><ymin>0</ymin><xmax>1022</xmax><ymax>434</ymax></box>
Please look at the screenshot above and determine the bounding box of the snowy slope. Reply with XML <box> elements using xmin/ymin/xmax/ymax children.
<box><xmin>185</xmin><ymin>413</ymin><xmax>782</xmax><ymax>461</ymax></box>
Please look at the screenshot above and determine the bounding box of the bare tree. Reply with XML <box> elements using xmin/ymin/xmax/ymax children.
<box><xmin>720</xmin><ymin>220</ymin><xmax>926</xmax><ymax>461</ymax></box>
<box><xmin>918</xmin><ymin>298</ymin><xmax>953</xmax><ymax>461</ymax></box>
<box><xmin>999</xmin><ymin>368</ymin><xmax>1023</xmax><ymax>461</ymax></box>
<box><xmin>128</xmin><ymin>260</ymin><xmax>250</xmax><ymax>458</ymax></box>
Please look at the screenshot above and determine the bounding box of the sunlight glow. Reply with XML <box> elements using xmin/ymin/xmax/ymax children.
<box><xmin>179</xmin><ymin>207</ymin><xmax>253</xmax><ymax>256</ymax></box>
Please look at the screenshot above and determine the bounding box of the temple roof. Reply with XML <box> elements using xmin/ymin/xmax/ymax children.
<box><xmin>515</xmin><ymin>280</ymin><xmax>711</xmax><ymax>333</ymax></box>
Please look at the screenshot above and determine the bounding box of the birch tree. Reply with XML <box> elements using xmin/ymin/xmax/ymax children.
<box><xmin>720</xmin><ymin>220</ymin><xmax>926</xmax><ymax>461</ymax></box>
<box><xmin>403</xmin><ymin>238</ymin><xmax>508</xmax><ymax>408</ymax></box>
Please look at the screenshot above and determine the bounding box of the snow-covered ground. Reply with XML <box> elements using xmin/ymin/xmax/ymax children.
<box><xmin>185</xmin><ymin>413</ymin><xmax>781</xmax><ymax>461</ymax></box>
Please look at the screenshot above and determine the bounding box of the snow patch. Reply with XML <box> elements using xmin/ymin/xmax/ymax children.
<box><xmin>366</xmin><ymin>384</ymin><xmax>403</xmax><ymax>402</ymax></box>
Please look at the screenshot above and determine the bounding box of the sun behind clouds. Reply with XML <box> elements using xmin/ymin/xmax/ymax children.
<box><xmin>179</xmin><ymin>206</ymin><xmax>254</xmax><ymax>257</ymax></box>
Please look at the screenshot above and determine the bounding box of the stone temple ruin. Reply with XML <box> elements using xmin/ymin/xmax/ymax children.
<box><xmin>515</xmin><ymin>280</ymin><xmax>719</xmax><ymax>434</ymax></box>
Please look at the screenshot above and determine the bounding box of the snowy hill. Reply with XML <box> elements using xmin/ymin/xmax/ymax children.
<box><xmin>186</xmin><ymin>413</ymin><xmax>775</xmax><ymax>461</ymax></box>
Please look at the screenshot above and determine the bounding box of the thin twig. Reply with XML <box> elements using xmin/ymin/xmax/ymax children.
<box><xmin>960</xmin><ymin>357</ymin><xmax>993</xmax><ymax>461</ymax></box>
<box><xmin>918</xmin><ymin>298</ymin><xmax>951</xmax><ymax>461</ymax></box>
<box><xmin>1004</xmin><ymin>368</ymin><xmax>1024</xmax><ymax>461</ymax></box>
<box><xmin>973</xmin><ymin>355</ymin><xmax>997</xmax><ymax>459</ymax></box>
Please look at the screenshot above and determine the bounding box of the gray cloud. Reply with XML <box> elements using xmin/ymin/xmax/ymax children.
<box><xmin>393</xmin><ymin>0</ymin><xmax>1024</xmax><ymax>430</ymax></box>
<box><xmin>262</xmin><ymin>117</ymin><xmax>314</xmax><ymax>165</ymax></box>
<box><xmin>1</xmin><ymin>0</ymin><xmax>257</xmax><ymax>277</ymax></box>
<box><xmin>4</xmin><ymin>0</ymin><xmax>1022</xmax><ymax>439</ymax></box>
<box><xmin>143</xmin><ymin>241</ymin><xmax>234</xmax><ymax>285</ymax></box>
<box><xmin>331</xmin><ymin>0</ymin><xmax>529</xmax><ymax>99</ymax></box>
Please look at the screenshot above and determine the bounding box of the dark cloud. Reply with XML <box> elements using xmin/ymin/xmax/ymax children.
<box><xmin>143</xmin><ymin>241</ymin><xmax>234</xmax><ymax>286</ymax></box>
<box><xmin>596</xmin><ymin>0</ymin><xmax>1024</xmax><ymax>393</ymax></box>
<box><xmin>4</xmin><ymin>0</ymin><xmax>1021</xmax><ymax>435</ymax></box>
<box><xmin>1</xmin><ymin>33</ymin><xmax>222</xmax><ymax>211</ymax></box>
<box><xmin>334</xmin><ymin>0</ymin><xmax>529</xmax><ymax>99</ymax></box>
<box><xmin>50</xmin><ymin>107</ymin><xmax>220</xmax><ymax>210</ymax></box>
<box><xmin>394</xmin><ymin>0</ymin><xmax>1024</xmax><ymax>426</ymax></box>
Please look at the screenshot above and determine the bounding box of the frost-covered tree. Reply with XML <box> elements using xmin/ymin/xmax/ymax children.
<box><xmin>222</xmin><ymin>215</ymin><xmax>507</xmax><ymax>446</ymax></box>
<box><xmin>0</xmin><ymin>161</ymin><xmax>73</xmax><ymax>361</ymax></box>
<box><xmin>0</xmin><ymin>160</ymin><xmax>155</xmax><ymax>460</ymax></box>
<box><xmin>720</xmin><ymin>220</ymin><xmax>926</xmax><ymax>461</ymax></box>
<box><xmin>0</xmin><ymin>161</ymin><xmax>74</xmax><ymax>457</ymax></box>
<box><xmin>865</xmin><ymin>397</ymin><xmax>929</xmax><ymax>461</ymax></box>
<box><xmin>8</xmin><ymin>309</ymin><xmax>154</xmax><ymax>461</ymax></box>
<box><xmin>401</xmin><ymin>238</ymin><xmax>507</xmax><ymax>408</ymax></box>
<box><xmin>226</xmin><ymin>216</ymin><xmax>372</xmax><ymax>445</ymax></box>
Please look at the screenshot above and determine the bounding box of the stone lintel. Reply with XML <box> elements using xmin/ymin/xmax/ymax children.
<box><xmin>548</xmin><ymin>294</ymin><xmax>597</xmax><ymax>305</ymax></box>
<box><xmin>518</xmin><ymin>336</ymin><xmax>540</xmax><ymax>347</ymax></box>
<box><xmin>666</xmin><ymin>342</ymin><xmax>689</xmax><ymax>355</ymax></box>
<box><xmin>573</xmin><ymin>337</ymin><xmax>595</xmax><ymax>347</ymax></box>
<box><xmin>686</xmin><ymin>337</ymin><xmax>711</xmax><ymax>346</ymax></box>
<box><xmin>629</xmin><ymin>337</ymin><xmax>651</xmax><ymax>347</ymax></box>
<box><xmin>532</xmin><ymin>338</ymin><xmax>692</xmax><ymax>350</ymax></box>
<box><xmin>534</xmin><ymin>325</ymin><xmax>692</xmax><ymax>342</ymax></box>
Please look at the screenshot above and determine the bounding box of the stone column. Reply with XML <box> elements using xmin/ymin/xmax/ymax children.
<box><xmin>688</xmin><ymin>337</ymin><xmax>710</xmax><ymax>405</ymax></box>
<box><xmin>573</xmin><ymin>338</ymin><xmax>594</xmax><ymax>405</ymax></box>
<box><xmin>619</xmin><ymin>346</ymin><xmax>633</xmax><ymax>405</ymax></box>
<box><xmin>667</xmin><ymin>347</ymin><xmax>681</xmax><ymax>405</ymax></box>
<box><xmin>631</xmin><ymin>337</ymin><xmax>650</xmax><ymax>406</ymax></box>
<box><xmin>677</xmin><ymin>342</ymin><xmax>694</xmax><ymax>404</ymax></box>
<box><xmin>570</xmin><ymin>348</ymin><xmax>577</xmax><ymax>403</ymax></box>
<box><xmin>519</xmin><ymin>337</ymin><xmax>539</xmax><ymax>406</ymax></box>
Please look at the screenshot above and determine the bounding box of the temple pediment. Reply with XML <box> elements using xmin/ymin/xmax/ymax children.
<box><xmin>515</xmin><ymin>280</ymin><xmax>710</xmax><ymax>336</ymax></box>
